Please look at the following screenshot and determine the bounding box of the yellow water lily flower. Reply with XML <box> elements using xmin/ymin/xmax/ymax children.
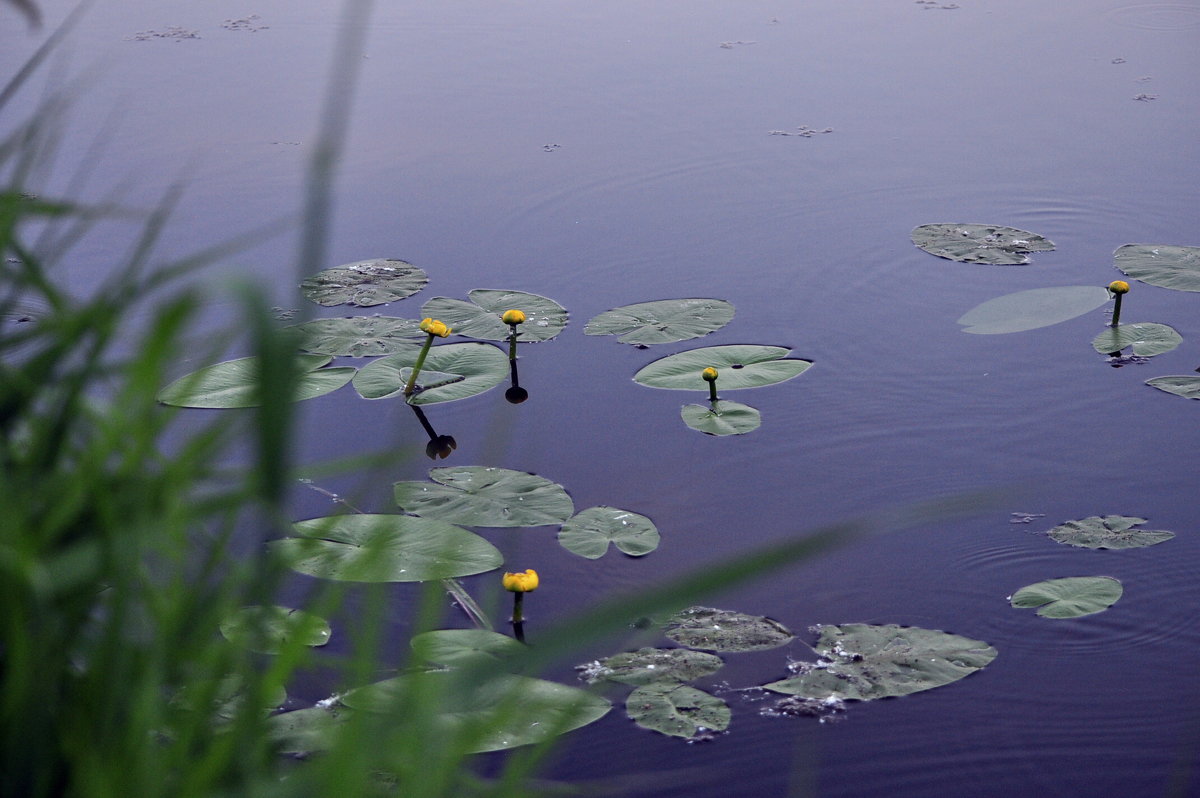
<box><xmin>419</xmin><ymin>318</ymin><xmax>452</xmax><ymax>337</ymax></box>
<box><xmin>701</xmin><ymin>367</ymin><xmax>719</xmax><ymax>382</ymax></box>
<box><xmin>502</xmin><ymin>309</ymin><xmax>526</xmax><ymax>325</ymax></box>
<box><xmin>1108</xmin><ymin>280</ymin><xmax>1130</xmax><ymax>294</ymax></box>
<box><xmin>502</xmin><ymin>569</ymin><xmax>539</xmax><ymax>592</ymax></box>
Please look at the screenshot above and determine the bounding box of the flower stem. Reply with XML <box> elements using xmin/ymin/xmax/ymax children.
<box><xmin>708</xmin><ymin>381</ymin><xmax>718</xmax><ymax>402</ymax></box>
<box><xmin>403</xmin><ymin>334</ymin><xmax>435</xmax><ymax>397</ymax></box>
<box><xmin>507</xmin><ymin>327</ymin><xmax>518</xmax><ymax>361</ymax></box>
<box><xmin>1111</xmin><ymin>293</ymin><xmax>1123</xmax><ymax>327</ymax></box>
<box><xmin>511</xmin><ymin>592</ymin><xmax>524</xmax><ymax>625</ymax></box>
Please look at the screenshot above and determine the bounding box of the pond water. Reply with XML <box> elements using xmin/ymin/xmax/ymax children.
<box><xmin>6</xmin><ymin>0</ymin><xmax>1200</xmax><ymax>795</ymax></box>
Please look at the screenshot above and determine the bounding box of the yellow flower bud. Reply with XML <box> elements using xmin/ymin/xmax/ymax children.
<box><xmin>419</xmin><ymin>318</ymin><xmax>452</xmax><ymax>337</ymax></box>
<box><xmin>1108</xmin><ymin>280</ymin><xmax>1130</xmax><ymax>294</ymax></box>
<box><xmin>701</xmin><ymin>367</ymin><xmax>718</xmax><ymax>382</ymax></box>
<box><xmin>502</xmin><ymin>309</ymin><xmax>526</xmax><ymax>325</ymax></box>
<box><xmin>502</xmin><ymin>569</ymin><xmax>539</xmax><ymax>592</ymax></box>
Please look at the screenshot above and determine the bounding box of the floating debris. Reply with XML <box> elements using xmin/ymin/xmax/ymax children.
<box><xmin>1133</xmin><ymin>93</ymin><xmax>1159</xmax><ymax>101</ymax></box>
<box><xmin>542</xmin><ymin>143</ymin><xmax>561</xmax><ymax>152</ymax></box>
<box><xmin>768</xmin><ymin>125</ymin><xmax>834</xmax><ymax>137</ymax></box>
<box><xmin>222</xmin><ymin>14</ymin><xmax>268</xmax><ymax>32</ymax></box>
<box><xmin>1111</xmin><ymin>57</ymin><xmax>1127</xmax><ymax>64</ymax></box>
<box><xmin>1010</xmin><ymin>512</ymin><xmax>1045</xmax><ymax>524</ymax></box>
<box><xmin>126</xmin><ymin>26</ymin><xmax>200</xmax><ymax>41</ymax></box>
<box><xmin>718</xmin><ymin>40</ymin><xmax>757</xmax><ymax>49</ymax></box>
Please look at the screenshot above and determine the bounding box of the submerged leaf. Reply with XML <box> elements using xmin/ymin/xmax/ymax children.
<box><xmin>1092</xmin><ymin>323</ymin><xmax>1181</xmax><ymax>356</ymax></box>
<box><xmin>1044</xmin><ymin>515</ymin><xmax>1174</xmax><ymax>549</ymax></box>
<box><xmin>288</xmin><ymin>316</ymin><xmax>425</xmax><ymax>357</ymax></box>
<box><xmin>410</xmin><ymin>629</ymin><xmax>526</xmax><ymax>666</ymax></box>
<box><xmin>911</xmin><ymin>223</ymin><xmax>1055</xmax><ymax>265</ymax></box>
<box><xmin>219</xmin><ymin>606</ymin><xmax>331</xmax><ymax>654</ymax></box>
<box><xmin>421</xmin><ymin>290</ymin><xmax>568</xmax><ymax>342</ymax></box>
<box><xmin>680</xmin><ymin>400</ymin><xmax>761</xmax><ymax>436</ymax></box>
<box><xmin>1010</xmin><ymin>576</ymin><xmax>1122</xmax><ymax>618</ymax></box>
<box><xmin>1114</xmin><ymin>244</ymin><xmax>1200</xmax><ymax>292</ymax></box>
<box><xmin>300</xmin><ymin>259</ymin><xmax>428</xmax><ymax>307</ymax></box>
<box><xmin>394</xmin><ymin>466</ymin><xmax>574</xmax><ymax>527</ymax></box>
<box><xmin>626</xmin><ymin>683</ymin><xmax>730</xmax><ymax>739</ymax></box>
<box><xmin>157</xmin><ymin>354</ymin><xmax>355</xmax><ymax>408</ymax></box>
<box><xmin>664</xmin><ymin>606</ymin><xmax>793</xmax><ymax>653</ymax></box>
<box><xmin>1147</xmin><ymin>375</ymin><xmax>1200</xmax><ymax>400</ymax></box>
<box><xmin>584</xmin><ymin>298</ymin><xmax>735</xmax><ymax>346</ymax></box>
<box><xmin>582</xmin><ymin>647</ymin><xmax>725</xmax><ymax>686</ymax></box>
<box><xmin>352</xmin><ymin>342</ymin><xmax>508</xmax><ymax>404</ymax></box>
<box><xmin>558</xmin><ymin>506</ymin><xmax>660</xmax><ymax>559</ymax></box>
<box><xmin>957</xmin><ymin>286</ymin><xmax>1110</xmax><ymax>334</ymax></box>
<box><xmin>635</xmin><ymin>345</ymin><xmax>812</xmax><ymax>391</ymax></box>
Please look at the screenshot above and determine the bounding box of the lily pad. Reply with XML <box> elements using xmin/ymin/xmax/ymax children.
<box><xmin>287</xmin><ymin>316</ymin><xmax>425</xmax><ymax>357</ymax></box>
<box><xmin>269</xmin><ymin>514</ymin><xmax>503</xmax><ymax>582</ymax></box>
<box><xmin>558</xmin><ymin>506</ymin><xmax>660</xmax><ymax>559</ymax></box>
<box><xmin>681</xmin><ymin>400</ymin><xmax>761</xmax><ymax>436</ymax></box>
<box><xmin>626</xmin><ymin>683</ymin><xmax>729</xmax><ymax>739</ymax></box>
<box><xmin>663</xmin><ymin>606</ymin><xmax>794</xmax><ymax>653</ymax></box>
<box><xmin>219</xmin><ymin>605</ymin><xmax>331</xmax><ymax>654</ymax></box>
<box><xmin>157</xmin><ymin>354</ymin><xmax>355</xmax><ymax>408</ymax></box>
<box><xmin>1092</xmin><ymin>323</ymin><xmax>1181</xmax><ymax>356</ymax></box>
<box><xmin>1147</xmin><ymin>376</ymin><xmax>1200</xmax><ymax>400</ymax></box>
<box><xmin>1114</xmin><ymin>244</ymin><xmax>1200</xmax><ymax>292</ymax></box>
<box><xmin>1010</xmin><ymin>576</ymin><xmax>1123</xmax><ymax>618</ymax></box>
<box><xmin>420</xmin><ymin>290</ymin><xmax>568</xmax><ymax>342</ymax></box>
<box><xmin>957</xmin><ymin>286</ymin><xmax>1110</xmax><ymax>334</ymax></box>
<box><xmin>763</xmin><ymin>624</ymin><xmax>997</xmax><ymax>700</ymax></box>
<box><xmin>1044</xmin><ymin>515</ymin><xmax>1175</xmax><ymax>549</ymax></box>
<box><xmin>300</xmin><ymin>259</ymin><xmax>428</xmax><ymax>307</ymax></box>
<box><xmin>584</xmin><ymin>299</ymin><xmax>735</xmax><ymax>346</ymax></box>
<box><xmin>352</xmin><ymin>342</ymin><xmax>508</xmax><ymax>404</ymax></box>
<box><xmin>911</xmin><ymin>223</ymin><xmax>1055</xmax><ymax>265</ymax></box>
<box><xmin>266</xmin><ymin>705</ymin><xmax>348</xmax><ymax>755</ymax></box>
<box><xmin>409</xmin><ymin>629</ymin><xmax>527</xmax><ymax>666</ymax></box>
<box><xmin>394</xmin><ymin>466</ymin><xmax>573</xmax><ymax>527</ymax></box>
<box><xmin>634</xmin><ymin>345</ymin><xmax>812</xmax><ymax>391</ymax></box>
<box><xmin>581</xmin><ymin>647</ymin><xmax>724</xmax><ymax>686</ymax></box>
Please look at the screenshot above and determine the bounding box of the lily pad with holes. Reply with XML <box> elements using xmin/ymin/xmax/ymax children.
<box><xmin>763</xmin><ymin>624</ymin><xmax>997</xmax><ymax>700</ymax></box>
<box><xmin>394</xmin><ymin>466</ymin><xmax>573</xmax><ymax>527</ymax></box>
<box><xmin>626</xmin><ymin>683</ymin><xmax>730</xmax><ymax>739</ymax></box>
<box><xmin>1092</xmin><ymin>323</ymin><xmax>1181</xmax><ymax>356</ymax></box>
<box><xmin>558</xmin><ymin>506</ymin><xmax>659</xmax><ymax>559</ymax></box>
<box><xmin>582</xmin><ymin>648</ymin><xmax>725</xmax><ymax>686</ymax></box>
<box><xmin>352</xmin><ymin>342</ymin><xmax>508</xmax><ymax>404</ymax></box>
<box><xmin>584</xmin><ymin>298</ymin><xmax>735</xmax><ymax>346</ymax></box>
<box><xmin>957</xmin><ymin>286</ymin><xmax>1110</xmax><ymax>334</ymax></box>
<box><xmin>287</xmin><ymin>316</ymin><xmax>425</xmax><ymax>357</ymax></box>
<box><xmin>300</xmin><ymin>259</ymin><xmax>428</xmax><ymax>307</ymax></box>
<box><xmin>634</xmin><ymin>345</ymin><xmax>812</xmax><ymax>390</ymax></box>
<box><xmin>1010</xmin><ymin>576</ymin><xmax>1123</xmax><ymax>618</ymax></box>
<box><xmin>1115</xmin><ymin>244</ymin><xmax>1200</xmax><ymax>292</ymax></box>
<box><xmin>911</xmin><ymin>223</ymin><xmax>1055</xmax><ymax>265</ymax></box>
<box><xmin>420</xmin><ymin>290</ymin><xmax>568</xmax><ymax>342</ymax></box>
<box><xmin>157</xmin><ymin>354</ymin><xmax>355</xmax><ymax>408</ymax></box>
<box><xmin>219</xmin><ymin>605</ymin><xmax>331</xmax><ymax>654</ymax></box>
<box><xmin>269</xmin><ymin>514</ymin><xmax>503</xmax><ymax>582</ymax></box>
<box><xmin>410</xmin><ymin>629</ymin><xmax>526</xmax><ymax>666</ymax></box>
<box><xmin>1147</xmin><ymin>376</ymin><xmax>1200</xmax><ymax>400</ymax></box>
<box><xmin>1045</xmin><ymin>515</ymin><xmax>1175</xmax><ymax>549</ymax></box>
<box><xmin>681</xmin><ymin>400</ymin><xmax>761</xmax><ymax>436</ymax></box>
<box><xmin>664</xmin><ymin>607</ymin><xmax>794</xmax><ymax>653</ymax></box>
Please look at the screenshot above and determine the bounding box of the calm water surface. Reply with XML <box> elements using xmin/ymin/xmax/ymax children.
<box><xmin>5</xmin><ymin>1</ymin><xmax>1200</xmax><ymax>795</ymax></box>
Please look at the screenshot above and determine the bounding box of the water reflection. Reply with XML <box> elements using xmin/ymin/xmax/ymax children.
<box><xmin>409</xmin><ymin>404</ymin><xmax>457</xmax><ymax>460</ymax></box>
<box><xmin>505</xmin><ymin>359</ymin><xmax>529</xmax><ymax>404</ymax></box>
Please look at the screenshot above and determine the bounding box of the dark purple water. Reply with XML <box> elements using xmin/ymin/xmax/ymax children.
<box><xmin>6</xmin><ymin>0</ymin><xmax>1200</xmax><ymax>795</ymax></box>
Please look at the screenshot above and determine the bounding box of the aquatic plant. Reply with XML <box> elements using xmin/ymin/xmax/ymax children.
<box><xmin>1107</xmin><ymin>280</ymin><xmax>1130</xmax><ymax>326</ymax></box>
<box><xmin>403</xmin><ymin>317</ymin><xmax>453</xmax><ymax>397</ymax></box>
<box><xmin>503</xmin><ymin>569</ymin><xmax>539</xmax><ymax>625</ymax></box>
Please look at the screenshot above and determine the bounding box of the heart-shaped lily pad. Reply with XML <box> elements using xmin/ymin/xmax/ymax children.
<box><xmin>1044</xmin><ymin>515</ymin><xmax>1175</xmax><ymax>549</ymax></box>
<box><xmin>300</xmin><ymin>259</ymin><xmax>428</xmax><ymax>307</ymax></box>
<box><xmin>1147</xmin><ymin>375</ymin><xmax>1200</xmax><ymax>399</ymax></box>
<box><xmin>664</xmin><ymin>607</ymin><xmax>794</xmax><ymax>653</ymax></box>
<box><xmin>269</xmin><ymin>514</ymin><xmax>503</xmax><ymax>582</ymax></box>
<box><xmin>420</xmin><ymin>290</ymin><xmax>568</xmax><ymax>342</ymax></box>
<box><xmin>580</xmin><ymin>647</ymin><xmax>725</xmax><ymax>686</ymax></box>
<box><xmin>219</xmin><ymin>605</ymin><xmax>332</xmax><ymax>654</ymax></box>
<box><xmin>957</xmin><ymin>286</ymin><xmax>1110</xmax><ymax>334</ymax></box>
<box><xmin>1114</xmin><ymin>244</ymin><xmax>1200</xmax><ymax>292</ymax></box>
<box><xmin>911</xmin><ymin>223</ymin><xmax>1055</xmax><ymax>265</ymax></box>
<box><xmin>287</xmin><ymin>316</ymin><xmax>425</xmax><ymax>357</ymax></box>
<box><xmin>584</xmin><ymin>299</ymin><xmax>735</xmax><ymax>346</ymax></box>
<box><xmin>558</xmin><ymin>506</ymin><xmax>660</xmax><ymax>559</ymax></box>
<box><xmin>763</xmin><ymin>624</ymin><xmax>997</xmax><ymax>700</ymax></box>
<box><xmin>394</xmin><ymin>466</ymin><xmax>574</xmax><ymax>527</ymax></box>
<box><xmin>352</xmin><ymin>342</ymin><xmax>508</xmax><ymax>404</ymax></box>
<box><xmin>409</xmin><ymin>629</ymin><xmax>527</xmax><ymax>666</ymax></box>
<box><xmin>680</xmin><ymin>400</ymin><xmax>761</xmax><ymax>436</ymax></box>
<box><xmin>157</xmin><ymin>354</ymin><xmax>355</xmax><ymax>408</ymax></box>
<box><xmin>626</xmin><ymin>683</ymin><xmax>729</xmax><ymax>739</ymax></box>
<box><xmin>634</xmin><ymin>345</ymin><xmax>812</xmax><ymax>391</ymax></box>
<box><xmin>1010</xmin><ymin>576</ymin><xmax>1122</xmax><ymax>618</ymax></box>
<box><xmin>1092</xmin><ymin>323</ymin><xmax>1182</xmax><ymax>356</ymax></box>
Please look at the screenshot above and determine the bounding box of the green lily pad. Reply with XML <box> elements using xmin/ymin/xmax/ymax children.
<box><xmin>911</xmin><ymin>223</ymin><xmax>1055</xmax><ymax>265</ymax></box>
<box><xmin>957</xmin><ymin>286</ymin><xmax>1110</xmax><ymax>334</ymax></box>
<box><xmin>172</xmin><ymin>674</ymin><xmax>287</xmax><ymax>724</ymax></box>
<box><xmin>219</xmin><ymin>605</ymin><xmax>331</xmax><ymax>654</ymax></box>
<box><xmin>157</xmin><ymin>354</ymin><xmax>355</xmax><ymax>408</ymax></box>
<box><xmin>581</xmin><ymin>647</ymin><xmax>725</xmax><ymax>686</ymax></box>
<box><xmin>763</xmin><ymin>624</ymin><xmax>997</xmax><ymax>700</ymax></box>
<box><xmin>409</xmin><ymin>629</ymin><xmax>526</xmax><ymax>666</ymax></box>
<box><xmin>352</xmin><ymin>342</ymin><xmax>508</xmax><ymax>404</ymax></box>
<box><xmin>287</xmin><ymin>316</ymin><xmax>425</xmax><ymax>357</ymax></box>
<box><xmin>558</xmin><ymin>506</ymin><xmax>660</xmax><ymax>559</ymax></box>
<box><xmin>681</xmin><ymin>400</ymin><xmax>761</xmax><ymax>436</ymax></box>
<box><xmin>1010</xmin><ymin>576</ymin><xmax>1123</xmax><ymax>618</ymax></box>
<box><xmin>266</xmin><ymin>705</ymin><xmax>348</xmax><ymax>755</ymax></box>
<box><xmin>1045</xmin><ymin>515</ymin><xmax>1175</xmax><ymax>550</ymax></box>
<box><xmin>626</xmin><ymin>683</ymin><xmax>730</xmax><ymax>739</ymax></box>
<box><xmin>584</xmin><ymin>299</ymin><xmax>735</xmax><ymax>346</ymax></box>
<box><xmin>1092</xmin><ymin>322</ymin><xmax>1182</xmax><ymax>356</ymax></box>
<box><xmin>1147</xmin><ymin>376</ymin><xmax>1200</xmax><ymax>400</ymax></box>
<box><xmin>634</xmin><ymin>345</ymin><xmax>812</xmax><ymax>391</ymax></box>
<box><xmin>394</xmin><ymin>466</ymin><xmax>574</xmax><ymax>527</ymax></box>
<box><xmin>269</xmin><ymin>514</ymin><xmax>503</xmax><ymax>582</ymax></box>
<box><xmin>1115</xmin><ymin>244</ymin><xmax>1200</xmax><ymax>292</ymax></box>
<box><xmin>420</xmin><ymin>290</ymin><xmax>568</xmax><ymax>342</ymax></box>
<box><xmin>663</xmin><ymin>606</ymin><xmax>794</xmax><ymax>653</ymax></box>
<box><xmin>300</xmin><ymin>259</ymin><xmax>428</xmax><ymax>307</ymax></box>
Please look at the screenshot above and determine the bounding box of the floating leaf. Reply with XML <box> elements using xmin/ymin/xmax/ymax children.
<box><xmin>634</xmin><ymin>345</ymin><xmax>812</xmax><ymax>391</ymax></box>
<box><xmin>558</xmin><ymin>506</ymin><xmax>660</xmax><ymax>559</ymax></box>
<box><xmin>266</xmin><ymin>705</ymin><xmax>348</xmax><ymax>755</ymax></box>
<box><xmin>172</xmin><ymin>674</ymin><xmax>287</xmax><ymax>725</ymax></box>
<box><xmin>1044</xmin><ymin>515</ymin><xmax>1175</xmax><ymax>550</ymax></box>
<box><xmin>300</xmin><ymin>259</ymin><xmax>428</xmax><ymax>307</ymax></box>
<box><xmin>584</xmin><ymin>299</ymin><xmax>735</xmax><ymax>346</ymax></box>
<box><xmin>409</xmin><ymin>629</ymin><xmax>526</xmax><ymax>666</ymax></box>
<box><xmin>582</xmin><ymin>647</ymin><xmax>724</xmax><ymax>686</ymax></box>
<box><xmin>219</xmin><ymin>605</ymin><xmax>331</xmax><ymax>654</ymax></box>
<box><xmin>269</xmin><ymin>514</ymin><xmax>503</xmax><ymax>582</ymax></box>
<box><xmin>1010</xmin><ymin>576</ymin><xmax>1123</xmax><ymax>618</ymax></box>
<box><xmin>1114</xmin><ymin>244</ymin><xmax>1200</xmax><ymax>292</ymax></box>
<box><xmin>352</xmin><ymin>342</ymin><xmax>508</xmax><ymax>404</ymax></box>
<box><xmin>420</xmin><ymin>290</ymin><xmax>568</xmax><ymax>342</ymax></box>
<box><xmin>763</xmin><ymin>624</ymin><xmax>997</xmax><ymax>700</ymax></box>
<box><xmin>1092</xmin><ymin>322</ymin><xmax>1181</xmax><ymax>356</ymax></box>
<box><xmin>911</xmin><ymin>223</ymin><xmax>1055</xmax><ymax>265</ymax></box>
<box><xmin>957</xmin><ymin>286</ymin><xmax>1110</xmax><ymax>334</ymax></box>
<box><xmin>1147</xmin><ymin>375</ymin><xmax>1200</xmax><ymax>400</ymax></box>
<box><xmin>680</xmin><ymin>400</ymin><xmax>761</xmax><ymax>436</ymax></box>
<box><xmin>663</xmin><ymin>606</ymin><xmax>793</xmax><ymax>653</ymax></box>
<box><xmin>287</xmin><ymin>316</ymin><xmax>425</xmax><ymax>357</ymax></box>
<box><xmin>394</xmin><ymin>466</ymin><xmax>573</xmax><ymax>527</ymax></box>
<box><xmin>157</xmin><ymin>354</ymin><xmax>355</xmax><ymax>408</ymax></box>
<box><xmin>626</xmin><ymin>683</ymin><xmax>729</xmax><ymax>739</ymax></box>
